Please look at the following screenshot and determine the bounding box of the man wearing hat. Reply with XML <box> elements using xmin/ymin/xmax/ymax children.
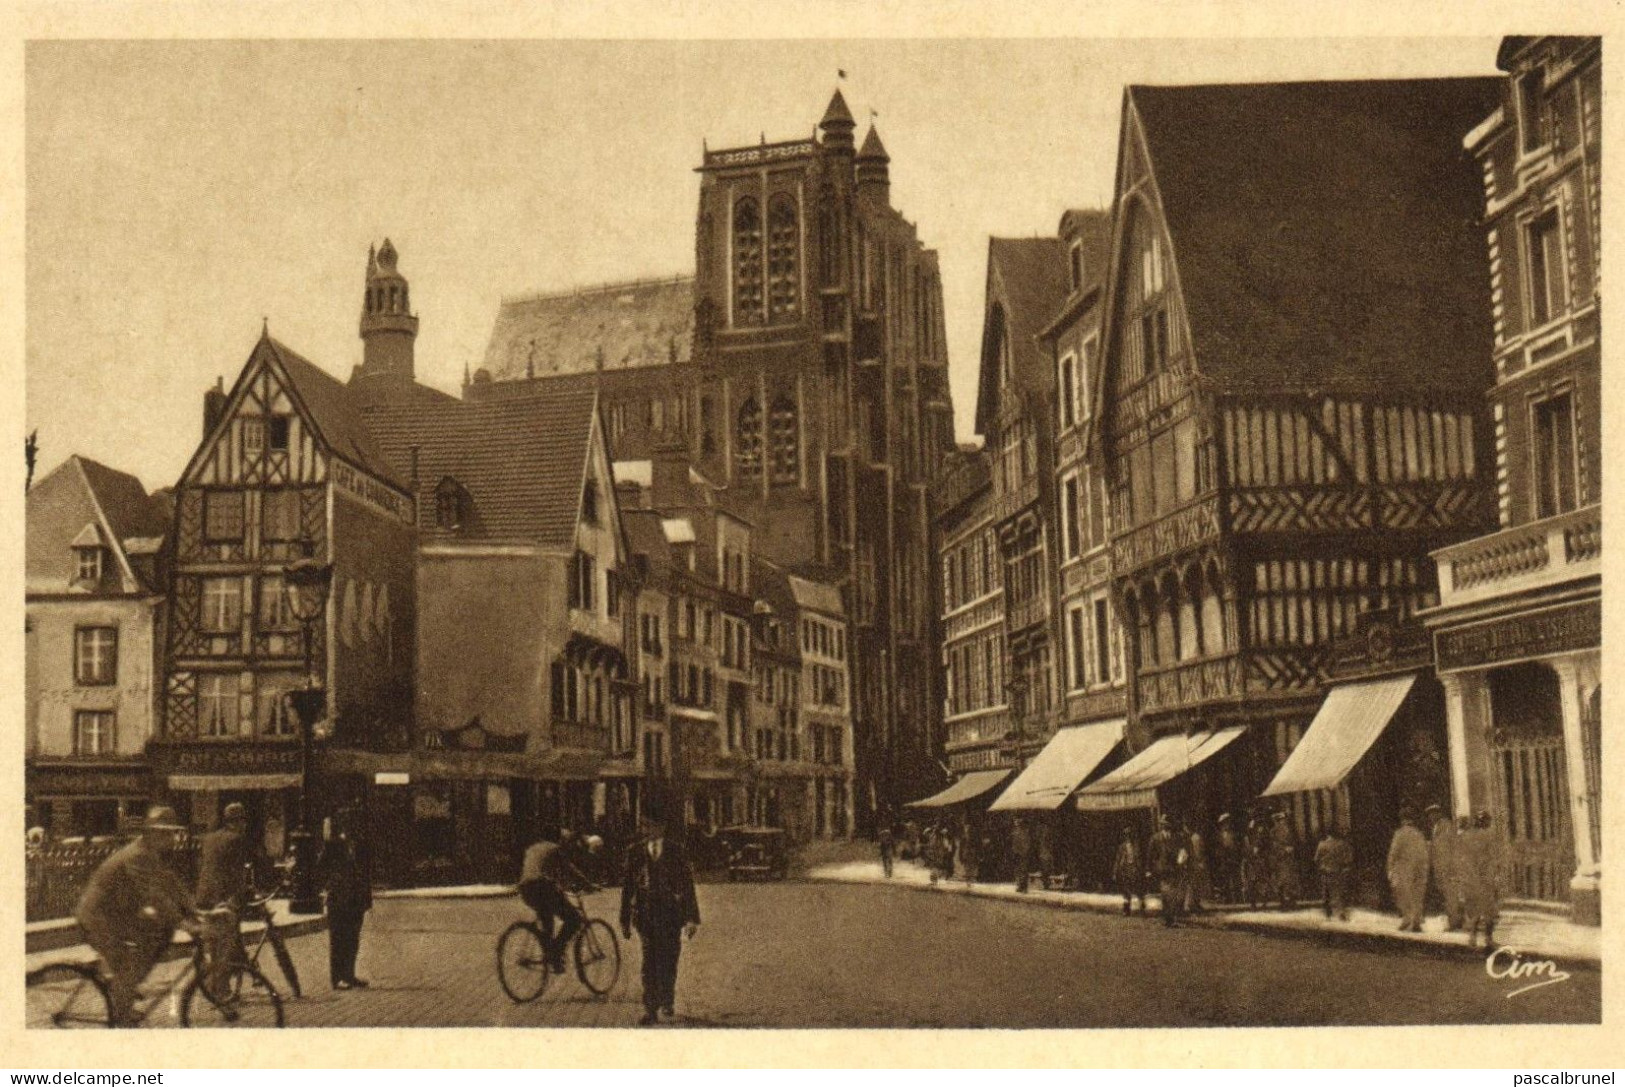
<box><xmin>1426</xmin><ymin>802</ymin><xmax>1464</xmax><ymax>931</ymax></box>
<box><xmin>620</xmin><ymin>794</ymin><xmax>700</xmax><ymax>1025</ymax></box>
<box><xmin>1386</xmin><ymin>809</ymin><xmax>1431</xmax><ymax>932</ymax></box>
<box><xmin>1212</xmin><ymin>813</ymin><xmax>1242</xmax><ymax>905</ymax></box>
<box><xmin>316</xmin><ymin>806</ymin><xmax>373</xmax><ymax>990</ymax></box>
<box><xmin>1461</xmin><ymin>810</ymin><xmax>1504</xmax><ymax>950</ymax></box>
<box><xmin>1269</xmin><ymin>810</ymin><xmax>1301</xmax><ymax>909</ymax></box>
<box><xmin>75</xmin><ymin>805</ymin><xmax>196</xmax><ymax>1025</ymax></box>
<box><xmin>1147</xmin><ymin>814</ymin><xmax>1184</xmax><ymax>927</ymax></box>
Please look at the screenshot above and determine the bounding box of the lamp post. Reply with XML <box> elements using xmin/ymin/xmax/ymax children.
<box><xmin>284</xmin><ymin>535</ymin><xmax>333</xmax><ymax>915</ymax></box>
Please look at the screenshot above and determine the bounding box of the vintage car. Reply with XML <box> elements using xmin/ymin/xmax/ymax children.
<box><xmin>721</xmin><ymin>826</ymin><xmax>790</xmax><ymax>881</ymax></box>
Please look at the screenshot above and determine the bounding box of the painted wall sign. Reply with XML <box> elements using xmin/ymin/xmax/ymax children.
<box><xmin>1435</xmin><ymin>598</ymin><xmax>1601</xmax><ymax>672</ymax></box>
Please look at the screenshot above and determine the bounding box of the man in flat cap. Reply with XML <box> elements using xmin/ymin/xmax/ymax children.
<box><xmin>76</xmin><ymin>805</ymin><xmax>196</xmax><ymax>1025</ymax></box>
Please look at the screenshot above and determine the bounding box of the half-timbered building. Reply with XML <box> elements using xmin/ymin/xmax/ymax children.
<box><xmin>1424</xmin><ymin>36</ymin><xmax>1602</xmax><ymax>924</ymax></box>
<box><xmin>156</xmin><ymin>330</ymin><xmax>417</xmax><ymax>849</ymax></box>
<box><xmin>1081</xmin><ymin>79</ymin><xmax>1503</xmax><ymax>870</ymax></box>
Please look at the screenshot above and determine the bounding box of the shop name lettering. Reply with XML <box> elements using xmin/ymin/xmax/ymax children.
<box><xmin>1439</xmin><ymin>603</ymin><xmax>1599</xmax><ymax>669</ymax></box>
<box><xmin>332</xmin><ymin>460</ymin><xmax>413</xmax><ymax>521</ymax></box>
<box><xmin>172</xmin><ymin>747</ymin><xmax>300</xmax><ymax>773</ymax></box>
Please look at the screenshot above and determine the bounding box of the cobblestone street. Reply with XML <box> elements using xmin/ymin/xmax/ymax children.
<box><xmin>250</xmin><ymin>881</ymin><xmax>1598</xmax><ymax>1029</ymax></box>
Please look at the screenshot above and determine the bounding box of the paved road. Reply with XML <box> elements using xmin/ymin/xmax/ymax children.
<box><xmin>253</xmin><ymin>881</ymin><xmax>1597</xmax><ymax>1029</ymax></box>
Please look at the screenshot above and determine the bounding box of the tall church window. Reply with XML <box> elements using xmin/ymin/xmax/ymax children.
<box><xmin>769</xmin><ymin>396</ymin><xmax>799</xmax><ymax>485</ymax></box>
<box><xmin>737</xmin><ymin>398</ymin><xmax>763</xmax><ymax>480</ymax></box>
<box><xmin>767</xmin><ymin>196</ymin><xmax>801</xmax><ymax>322</ymax></box>
<box><xmin>818</xmin><ymin>184</ymin><xmax>839</xmax><ymax>287</ymax></box>
<box><xmin>733</xmin><ymin>198</ymin><xmax>764</xmax><ymax>325</ymax></box>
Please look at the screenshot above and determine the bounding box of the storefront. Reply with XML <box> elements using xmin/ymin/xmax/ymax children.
<box><xmin>148</xmin><ymin>740</ymin><xmax>304</xmax><ymax>857</ymax></box>
<box><xmin>989</xmin><ymin>721</ymin><xmax>1125</xmax><ymax>889</ymax></box>
<box><xmin>26</xmin><ymin>760</ymin><xmax>155</xmax><ymax>840</ymax></box>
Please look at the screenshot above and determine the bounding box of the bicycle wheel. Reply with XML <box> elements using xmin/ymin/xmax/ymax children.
<box><xmin>26</xmin><ymin>963</ymin><xmax>111</xmax><ymax>1028</ymax></box>
<box><xmin>179</xmin><ymin>964</ymin><xmax>285</xmax><ymax>1027</ymax></box>
<box><xmin>264</xmin><ymin>926</ymin><xmax>302</xmax><ymax>999</ymax></box>
<box><xmin>496</xmin><ymin>922</ymin><xmax>551</xmax><ymax>1003</ymax></box>
<box><xmin>573</xmin><ymin>919</ymin><xmax>621</xmax><ymax>996</ymax></box>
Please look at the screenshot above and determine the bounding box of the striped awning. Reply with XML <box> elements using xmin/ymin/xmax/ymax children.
<box><xmin>1074</xmin><ymin>727</ymin><xmax>1247</xmax><ymax>811</ymax></box>
<box><xmin>905</xmin><ymin>769</ymin><xmax>1011</xmax><ymax>809</ymax></box>
<box><xmin>989</xmin><ymin>720</ymin><xmax>1125</xmax><ymax>812</ymax></box>
<box><xmin>1262</xmin><ymin>674</ymin><xmax>1417</xmax><ymax>797</ymax></box>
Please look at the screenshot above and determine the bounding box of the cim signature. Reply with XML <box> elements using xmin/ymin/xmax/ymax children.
<box><xmin>1486</xmin><ymin>947</ymin><xmax>1571</xmax><ymax>998</ymax></box>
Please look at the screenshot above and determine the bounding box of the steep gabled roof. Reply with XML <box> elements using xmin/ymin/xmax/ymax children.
<box><xmin>1126</xmin><ymin>78</ymin><xmax>1500</xmax><ymax>400</ymax></box>
<box><xmin>365</xmin><ymin>385</ymin><xmax>599</xmax><ymax>548</ymax></box>
<box><xmin>974</xmin><ymin>237</ymin><xmax>1071</xmax><ymax>435</ymax></box>
<box><xmin>76</xmin><ymin>456</ymin><xmax>170</xmax><ymax>544</ymax></box>
<box><xmin>1041</xmin><ymin>208</ymin><xmax>1113</xmax><ymax>340</ymax></box>
<box><xmin>622</xmin><ymin>507</ymin><xmax>673</xmax><ymax>572</ymax></box>
<box><xmin>264</xmin><ymin>338</ymin><xmax>405</xmax><ymax>487</ymax></box>
<box><xmin>481</xmin><ymin>276</ymin><xmax>694</xmax><ymax>382</ymax></box>
<box><xmin>27</xmin><ymin>454</ymin><xmax>169</xmax><ymax>592</ymax></box>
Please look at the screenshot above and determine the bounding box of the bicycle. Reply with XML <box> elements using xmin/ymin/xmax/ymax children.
<box><xmin>232</xmin><ymin>878</ymin><xmax>303</xmax><ymax>999</ymax></box>
<box><xmin>497</xmin><ymin>887</ymin><xmax>620</xmax><ymax>1002</ymax></box>
<box><xmin>25</xmin><ymin>907</ymin><xmax>286</xmax><ymax>1028</ymax></box>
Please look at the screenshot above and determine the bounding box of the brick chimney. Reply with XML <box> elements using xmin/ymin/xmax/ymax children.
<box><xmin>203</xmin><ymin>376</ymin><xmax>227</xmax><ymax>439</ymax></box>
<box><xmin>651</xmin><ymin>430</ymin><xmax>690</xmax><ymax>510</ymax></box>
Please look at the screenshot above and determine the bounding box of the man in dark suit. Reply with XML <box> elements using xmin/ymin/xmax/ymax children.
<box><xmin>316</xmin><ymin>807</ymin><xmax>373</xmax><ymax>990</ymax></box>
<box><xmin>620</xmin><ymin>802</ymin><xmax>700</xmax><ymax>1025</ymax></box>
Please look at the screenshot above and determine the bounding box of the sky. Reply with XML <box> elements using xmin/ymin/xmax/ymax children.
<box><xmin>27</xmin><ymin>37</ymin><xmax>1501</xmax><ymax>492</ymax></box>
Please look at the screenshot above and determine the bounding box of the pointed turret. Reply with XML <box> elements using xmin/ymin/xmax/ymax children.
<box><xmin>819</xmin><ymin>89</ymin><xmax>855</xmax><ymax>154</ymax></box>
<box><xmin>358</xmin><ymin>237</ymin><xmax>419</xmax><ymax>384</ymax></box>
<box><xmin>856</xmin><ymin>124</ymin><xmax>890</xmax><ymax>204</ymax></box>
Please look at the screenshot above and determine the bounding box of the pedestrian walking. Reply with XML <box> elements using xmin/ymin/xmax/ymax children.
<box><xmin>1012</xmin><ymin>818</ymin><xmax>1033</xmax><ymax>893</ymax></box>
<box><xmin>1462</xmin><ymin>810</ymin><xmax>1504</xmax><ymax>950</ymax></box>
<box><xmin>1242</xmin><ymin>814</ymin><xmax>1271</xmax><ymax>908</ymax></box>
<box><xmin>939</xmin><ymin>824</ymin><xmax>958</xmax><ymax>882</ymax></box>
<box><xmin>316</xmin><ymin>806</ymin><xmax>373</xmax><ymax>990</ymax></box>
<box><xmin>1386</xmin><ymin>810</ymin><xmax>1430</xmax><ymax>932</ymax></box>
<box><xmin>1182</xmin><ymin>820</ymin><xmax>1210</xmax><ymax>915</ymax></box>
<box><xmin>1148</xmin><ymin>815</ymin><xmax>1184</xmax><ymax>927</ymax></box>
<box><xmin>1213</xmin><ymin>813</ymin><xmax>1242</xmax><ymax>904</ymax></box>
<box><xmin>621</xmin><ymin>801</ymin><xmax>701</xmax><ymax>1026</ymax></box>
<box><xmin>1427</xmin><ymin>803</ymin><xmax>1464</xmax><ymax>931</ymax></box>
<box><xmin>1112</xmin><ymin>826</ymin><xmax>1146</xmax><ymax>915</ymax></box>
<box><xmin>1314</xmin><ymin>823</ymin><xmax>1355</xmax><ymax>920</ymax></box>
<box><xmin>1269</xmin><ymin>810</ymin><xmax>1300</xmax><ymax>909</ymax></box>
<box><xmin>877</xmin><ymin>824</ymin><xmax>895</xmax><ymax>878</ymax></box>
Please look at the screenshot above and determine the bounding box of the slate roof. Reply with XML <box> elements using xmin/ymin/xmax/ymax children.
<box><xmin>27</xmin><ymin>454</ymin><xmax>170</xmax><ymax>592</ymax></box>
<box><xmin>364</xmin><ymin>385</ymin><xmax>599</xmax><ymax>548</ymax></box>
<box><xmin>76</xmin><ymin>456</ymin><xmax>171</xmax><ymax>543</ymax></box>
<box><xmin>1129</xmin><ymin>78</ymin><xmax>1501</xmax><ymax>400</ymax></box>
<box><xmin>1040</xmin><ymin>209</ymin><xmax>1113</xmax><ymax>339</ymax></box>
<box><xmin>974</xmin><ymin>237</ymin><xmax>1072</xmax><ymax>435</ymax></box>
<box><xmin>622</xmin><ymin>508</ymin><xmax>673</xmax><ymax>571</ymax></box>
<box><xmin>264</xmin><ymin>338</ymin><xmax>406</xmax><ymax>488</ymax></box>
<box><xmin>481</xmin><ymin>277</ymin><xmax>694</xmax><ymax>382</ymax></box>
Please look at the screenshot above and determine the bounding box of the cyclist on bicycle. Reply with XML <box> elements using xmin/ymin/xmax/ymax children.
<box><xmin>516</xmin><ymin>829</ymin><xmax>600</xmax><ymax>972</ymax></box>
<box><xmin>194</xmin><ymin>802</ymin><xmax>281</xmax><ymax>993</ymax></box>
<box><xmin>75</xmin><ymin>805</ymin><xmax>197</xmax><ymax>1026</ymax></box>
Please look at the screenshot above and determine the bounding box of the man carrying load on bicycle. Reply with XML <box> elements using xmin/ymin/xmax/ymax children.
<box><xmin>75</xmin><ymin>805</ymin><xmax>197</xmax><ymax>1026</ymax></box>
<box><xmin>517</xmin><ymin>830</ymin><xmax>599</xmax><ymax>973</ymax></box>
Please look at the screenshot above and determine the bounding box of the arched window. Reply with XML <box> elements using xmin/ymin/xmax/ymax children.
<box><xmin>736</xmin><ymin>399</ymin><xmax>763</xmax><ymax>479</ymax></box>
<box><xmin>767</xmin><ymin>195</ymin><xmax>801</xmax><ymax>322</ymax></box>
<box><xmin>1202</xmin><ymin>560</ymin><xmax>1227</xmax><ymax>654</ymax></box>
<box><xmin>770</xmin><ymin>396</ymin><xmax>799</xmax><ymax>484</ymax></box>
<box><xmin>733</xmin><ymin>198</ymin><xmax>763</xmax><ymax>325</ymax></box>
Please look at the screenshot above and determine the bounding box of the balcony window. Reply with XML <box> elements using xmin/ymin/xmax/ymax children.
<box><xmin>1526</xmin><ymin>210</ymin><xmax>1566</xmax><ymax>329</ymax></box>
<box><xmin>1532</xmin><ymin>392</ymin><xmax>1578</xmax><ymax>519</ymax></box>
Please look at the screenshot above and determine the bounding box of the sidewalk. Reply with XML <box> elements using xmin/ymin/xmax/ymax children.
<box><xmin>806</xmin><ymin>857</ymin><xmax>1601</xmax><ymax>968</ymax></box>
<box><xmin>25</xmin><ymin>898</ymin><xmax>327</xmax><ymax>973</ymax></box>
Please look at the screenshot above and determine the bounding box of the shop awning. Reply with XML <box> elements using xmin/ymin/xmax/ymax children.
<box><xmin>167</xmin><ymin>773</ymin><xmax>301</xmax><ymax>791</ymax></box>
<box><xmin>989</xmin><ymin>720</ymin><xmax>1126</xmax><ymax>812</ymax></box>
<box><xmin>905</xmin><ymin>769</ymin><xmax>1011</xmax><ymax>809</ymax></box>
<box><xmin>1074</xmin><ymin>727</ymin><xmax>1247</xmax><ymax>811</ymax></box>
<box><xmin>1262</xmin><ymin>674</ymin><xmax>1417</xmax><ymax>797</ymax></box>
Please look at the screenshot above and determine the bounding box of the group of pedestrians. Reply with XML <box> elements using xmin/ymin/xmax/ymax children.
<box><xmin>1388</xmin><ymin>804</ymin><xmax>1502</xmax><ymax>947</ymax></box>
<box><xmin>1111</xmin><ymin>809</ymin><xmax>1307</xmax><ymax>926</ymax></box>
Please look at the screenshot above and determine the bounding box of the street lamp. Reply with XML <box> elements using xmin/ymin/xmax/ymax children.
<box><xmin>284</xmin><ymin>535</ymin><xmax>333</xmax><ymax>915</ymax></box>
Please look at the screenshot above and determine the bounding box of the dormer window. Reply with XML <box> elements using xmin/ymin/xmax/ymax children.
<box><xmin>75</xmin><ymin>545</ymin><xmax>104</xmax><ymax>584</ymax></box>
<box><xmin>1069</xmin><ymin>241</ymin><xmax>1084</xmax><ymax>292</ymax></box>
<box><xmin>582</xmin><ymin>479</ymin><xmax>599</xmax><ymax>524</ymax></box>
<box><xmin>434</xmin><ymin>477</ymin><xmax>464</xmax><ymax>530</ymax></box>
